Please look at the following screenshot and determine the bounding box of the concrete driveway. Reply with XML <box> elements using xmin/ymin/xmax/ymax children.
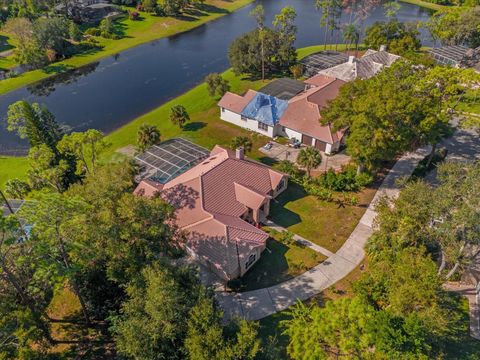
<box><xmin>259</xmin><ymin>141</ymin><xmax>301</xmax><ymax>162</ymax></box>
<box><xmin>259</xmin><ymin>141</ymin><xmax>351</xmax><ymax>172</ymax></box>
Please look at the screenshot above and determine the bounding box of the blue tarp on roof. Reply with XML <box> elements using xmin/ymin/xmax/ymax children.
<box><xmin>241</xmin><ymin>92</ymin><xmax>288</xmax><ymax>126</ymax></box>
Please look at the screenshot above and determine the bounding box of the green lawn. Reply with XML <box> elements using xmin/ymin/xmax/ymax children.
<box><xmin>0</xmin><ymin>45</ymin><xmax>352</xmax><ymax>190</ymax></box>
<box><xmin>0</xmin><ymin>0</ymin><xmax>253</xmax><ymax>95</ymax></box>
<box><xmin>444</xmin><ymin>293</ymin><xmax>480</xmax><ymax>358</ymax></box>
<box><xmin>269</xmin><ymin>183</ymin><xmax>377</xmax><ymax>253</ymax></box>
<box><xmin>0</xmin><ymin>156</ymin><xmax>29</xmax><ymax>191</ymax></box>
<box><xmin>398</xmin><ymin>0</ymin><xmax>449</xmax><ymax>11</ymax></box>
<box><xmin>458</xmin><ymin>90</ymin><xmax>480</xmax><ymax>115</ymax></box>
<box><xmin>234</xmin><ymin>229</ymin><xmax>327</xmax><ymax>292</ymax></box>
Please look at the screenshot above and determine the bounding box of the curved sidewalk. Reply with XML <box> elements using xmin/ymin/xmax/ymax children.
<box><xmin>217</xmin><ymin>146</ymin><xmax>431</xmax><ymax>321</ymax></box>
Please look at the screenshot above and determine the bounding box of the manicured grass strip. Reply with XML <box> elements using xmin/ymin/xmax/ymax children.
<box><xmin>235</xmin><ymin>234</ymin><xmax>326</xmax><ymax>292</ymax></box>
<box><xmin>0</xmin><ymin>0</ymin><xmax>253</xmax><ymax>95</ymax></box>
<box><xmin>0</xmin><ymin>45</ymin><xmax>351</xmax><ymax>188</ymax></box>
<box><xmin>398</xmin><ymin>0</ymin><xmax>449</xmax><ymax>11</ymax></box>
<box><xmin>0</xmin><ymin>156</ymin><xmax>29</xmax><ymax>191</ymax></box>
<box><xmin>102</xmin><ymin>68</ymin><xmax>271</xmax><ymax>160</ymax></box>
<box><xmin>269</xmin><ymin>183</ymin><xmax>377</xmax><ymax>253</ymax></box>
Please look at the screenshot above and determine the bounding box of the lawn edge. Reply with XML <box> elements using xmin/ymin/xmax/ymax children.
<box><xmin>0</xmin><ymin>0</ymin><xmax>254</xmax><ymax>96</ymax></box>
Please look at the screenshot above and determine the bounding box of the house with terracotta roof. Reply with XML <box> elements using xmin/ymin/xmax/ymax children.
<box><xmin>279</xmin><ymin>76</ymin><xmax>346</xmax><ymax>153</ymax></box>
<box><xmin>134</xmin><ymin>145</ymin><xmax>288</xmax><ymax>281</ymax></box>
<box><xmin>218</xmin><ymin>75</ymin><xmax>346</xmax><ymax>154</ymax></box>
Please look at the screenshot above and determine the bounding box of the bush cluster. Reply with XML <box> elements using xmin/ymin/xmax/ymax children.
<box><xmin>317</xmin><ymin>166</ymin><xmax>373</xmax><ymax>192</ymax></box>
<box><xmin>276</xmin><ymin>160</ymin><xmax>373</xmax><ymax>196</ymax></box>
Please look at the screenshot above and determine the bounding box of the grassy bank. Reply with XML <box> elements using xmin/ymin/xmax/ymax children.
<box><xmin>398</xmin><ymin>0</ymin><xmax>449</xmax><ymax>11</ymax></box>
<box><xmin>0</xmin><ymin>0</ymin><xmax>253</xmax><ymax>95</ymax></box>
<box><xmin>0</xmin><ymin>44</ymin><xmax>339</xmax><ymax>190</ymax></box>
<box><xmin>0</xmin><ymin>156</ymin><xmax>29</xmax><ymax>191</ymax></box>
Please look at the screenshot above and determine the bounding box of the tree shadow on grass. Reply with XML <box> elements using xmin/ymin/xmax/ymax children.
<box><xmin>183</xmin><ymin>122</ymin><xmax>207</xmax><ymax>132</ymax></box>
<box><xmin>235</xmin><ymin>238</ymin><xmax>290</xmax><ymax>292</ymax></box>
<box><xmin>258</xmin><ymin>156</ymin><xmax>278</xmax><ymax>167</ymax></box>
<box><xmin>269</xmin><ymin>184</ymin><xmax>306</xmax><ymax>228</ymax></box>
<box><xmin>0</xmin><ymin>35</ymin><xmax>14</xmax><ymax>53</ymax></box>
<box><xmin>42</xmin><ymin>64</ymin><xmax>75</xmax><ymax>74</ymax></box>
<box><xmin>174</xmin><ymin>13</ymin><xmax>199</xmax><ymax>22</ymax></box>
<box><xmin>195</xmin><ymin>3</ymin><xmax>229</xmax><ymax>14</ymax></box>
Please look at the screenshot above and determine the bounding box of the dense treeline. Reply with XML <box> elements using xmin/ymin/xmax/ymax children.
<box><xmin>284</xmin><ymin>160</ymin><xmax>480</xmax><ymax>359</ymax></box>
<box><xmin>0</xmin><ymin>100</ymin><xmax>280</xmax><ymax>359</ymax></box>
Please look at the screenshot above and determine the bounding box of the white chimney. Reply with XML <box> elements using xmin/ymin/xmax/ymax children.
<box><xmin>236</xmin><ymin>147</ymin><xmax>244</xmax><ymax>160</ymax></box>
<box><xmin>379</xmin><ymin>44</ymin><xmax>387</xmax><ymax>52</ymax></box>
<box><xmin>348</xmin><ymin>55</ymin><xmax>355</xmax><ymax>64</ymax></box>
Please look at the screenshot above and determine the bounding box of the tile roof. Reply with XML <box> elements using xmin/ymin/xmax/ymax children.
<box><xmin>217</xmin><ymin>90</ymin><xmax>257</xmax><ymax>113</ymax></box>
<box><xmin>318</xmin><ymin>49</ymin><xmax>400</xmax><ymax>82</ymax></box>
<box><xmin>134</xmin><ymin>145</ymin><xmax>285</xmax><ymax>279</ymax></box>
<box><xmin>241</xmin><ymin>92</ymin><xmax>289</xmax><ymax>126</ymax></box>
<box><xmin>304</xmin><ymin>74</ymin><xmax>337</xmax><ymax>87</ymax></box>
<box><xmin>279</xmin><ymin>78</ymin><xmax>346</xmax><ymax>144</ymax></box>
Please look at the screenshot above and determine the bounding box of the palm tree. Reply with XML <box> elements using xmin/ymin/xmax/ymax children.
<box><xmin>230</xmin><ymin>136</ymin><xmax>252</xmax><ymax>154</ymax></box>
<box><xmin>297</xmin><ymin>147</ymin><xmax>322</xmax><ymax>177</ymax></box>
<box><xmin>343</xmin><ymin>23</ymin><xmax>359</xmax><ymax>52</ymax></box>
<box><xmin>250</xmin><ymin>5</ymin><xmax>266</xmax><ymax>81</ymax></box>
<box><xmin>169</xmin><ymin>105</ymin><xmax>190</xmax><ymax>129</ymax></box>
<box><xmin>137</xmin><ymin>123</ymin><xmax>161</xmax><ymax>152</ymax></box>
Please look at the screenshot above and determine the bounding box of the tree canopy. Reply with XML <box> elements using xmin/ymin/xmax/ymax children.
<box><xmin>321</xmin><ymin>61</ymin><xmax>479</xmax><ymax>172</ymax></box>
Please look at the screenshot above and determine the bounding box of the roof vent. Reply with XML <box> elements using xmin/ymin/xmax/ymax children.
<box><xmin>348</xmin><ymin>55</ymin><xmax>355</xmax><ymax>64</ymax></box>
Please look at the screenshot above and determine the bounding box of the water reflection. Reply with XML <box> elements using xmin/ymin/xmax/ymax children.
<box><xmin>26</xmin><ymin>62</ymin><xmax>100</xmax><ymax>97</ymax></box>
<box><xmin>0</xmin><ymin>0</ymin><xmax>433</xmax><ymax>152</ymax></box>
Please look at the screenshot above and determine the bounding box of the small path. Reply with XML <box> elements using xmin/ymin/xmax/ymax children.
<box><xmin>217</xmin><ymin>146</ymin><xmax>431</xmax><ymax>321</ymax></box>
<box><xmin>263</xmin><ymin>219</ymin><xmax>334</xmax><ymax>257</ymax></box>
<box><xmin>444</xmin><ymin>282</ymin><xmax>480</xmax><ymax>340</ymax></box>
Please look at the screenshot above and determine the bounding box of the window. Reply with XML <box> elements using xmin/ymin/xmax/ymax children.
<box><xmin>241</xmin><ymin>115</ymin><xmax>247</xmax><ymax>121</ymax></box>
<box><xmin>245</xmin><ymin>254</ymin><xmax>256</xmax><ymax>269</ymax></box>
<box><xmin>258</xmin><ymin>122</ymin><xmax>268</xmax><ymax>131</ymax></box>
<box><xmin>221</xmin><ymin>107</ymin><xmax>225</xmax><ymax>113</ymax></box>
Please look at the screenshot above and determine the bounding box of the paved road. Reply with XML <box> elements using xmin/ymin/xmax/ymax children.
<box><xmin>217</xmin><ymin>146</ymin><xmax>432</xmax><ymax>321</ymax></box>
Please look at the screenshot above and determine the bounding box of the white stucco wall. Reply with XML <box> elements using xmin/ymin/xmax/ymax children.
<box><xmin>220</xmin><ymin>107</ymin><xmax>275</xmax><ymax>138</ymax></box>
<box><xmin>282</xmin><ymin>127</ymin><xmax>303</xmax><ymax>142</ymax></box>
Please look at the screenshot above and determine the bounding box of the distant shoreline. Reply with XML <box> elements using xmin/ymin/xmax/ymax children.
<box><xmin>398</xmin><ymin>0</ymin><xmax>449</xmax><ymax>11</ymax></box>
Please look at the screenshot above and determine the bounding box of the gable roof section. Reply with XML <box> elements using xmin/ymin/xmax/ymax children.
<box><xmin>241</xmin><ymin>92</ymin><xmax>289</xmax><ymax>126</ymax></box>
<box><xmin>318</xmin><ymin>50</ymin><xmax>400</xmax><ymax>82</ymax></box>
<box><xmin>218</xmin><ymin>90</ymin><xmax>257</xmax><ymax>113</ymax></box>
<box><xmin>135</xmin><ymin>145</ymin><xmax>285</xmax><ymax>279</ymax></box>
<box><xmin>304</xmin><ymin>74</ymin><xmax>337</xmax><ymax>87</ymax></box>
<box><xmin>279</xmin><ymin>79</ymin><xmax>346</xmax><ymax>144</ymax></box>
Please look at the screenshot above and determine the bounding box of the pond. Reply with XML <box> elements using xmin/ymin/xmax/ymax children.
<box><xmin>0</xmin><ymin>0</ymin><xmax>433</xmax><ymax>153</ymax></box>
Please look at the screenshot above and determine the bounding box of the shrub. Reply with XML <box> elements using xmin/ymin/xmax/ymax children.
<box><xmin>280</xmin><ymin>231</ymin><xmax>295</xmax><ymax>245</ymax></box>
<box><xmin>85</xmin><ymin>27</ymin><xmax>101</xmax><ymax>36</ymax></box>
<box><xmin>275</xmin><ymin>160</ymin><xmax>303</xmax><ymax>183</ymax></box>
<box><xmin>302</xmin><ymin>178</ymin><xmax>333</xmax><ymax>201</ymax></box>
<box><xmin>316</xmin><ymin>165</ymin><xmax>372</xmax><ymax>192</ymax></box>
<box><xmin>290</xmin><ymin>63</ymin><xmax>303</xmax><ymax>79</ymax></box>
<box><xmin>129</xmin><ymin>10</ymin><xmax>140</xmax><ymax>20</ymax></box>
<box><xmin>355</xmin><ymin>172</ymin><xmax>374</xmax><ymax>187</ymax></box>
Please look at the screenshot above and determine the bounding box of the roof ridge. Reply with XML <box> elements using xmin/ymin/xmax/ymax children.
<box><xmin>234</xmin><ymin>182</ymin><xmax>267</xmax><ymax>197</ymax></box>
<box><xmin>182</xmin><ymin>213</ymin><xmax>215</xmax><ymax>230</ymax></box>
